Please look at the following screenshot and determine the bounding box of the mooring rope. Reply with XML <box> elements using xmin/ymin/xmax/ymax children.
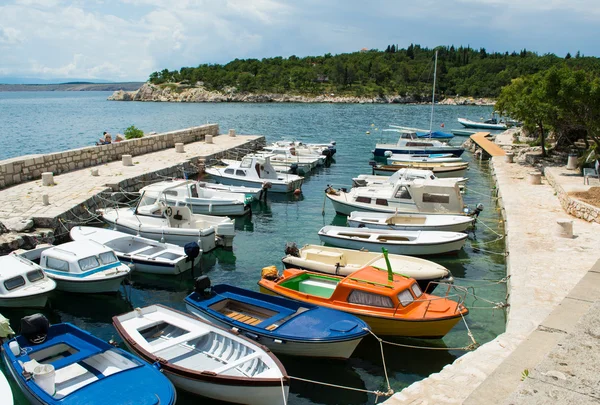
<box><xmin>464</xmin><ymin>186</ymin><xmax>501</xmax><ymax>200</ymax></box>
<box><xmin>363</xmin><ymin>328</ymin><xmax>476</xmax><ymax>352</ymax></box>
<box><xmin>289</xmin><ymin>376</ymin><xmax>393</xmax><ymax>403</ymax></box>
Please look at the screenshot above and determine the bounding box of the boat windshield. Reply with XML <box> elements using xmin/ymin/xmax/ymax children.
<box><xmin>348</xmin><ymin>290</ymin><xmax>394</xmax><ymax>308</ymax></box>
<box><xmin>240</xmin><ymin>157</ymin><xmax>253</xmax><ymax>168</ymax></box>
<box><xmin>411</xmin><ymin>283</ymin><xmax>423</xmax><ymax>298</ymax></box>
<box><xmin>99</xmin><ymin>251</ymin><xmax>118</xmax><ymax>265</ymax></box>
<box><xmin>139</xmin><ymin>195</ymin><xmax>158</xmax><ymax>207</ymax></box>
<box><xmin>79</xmin><ymin>256</ymin><xmax>100</xmax><ymax>271</ymax></box>
<box><xmin>397</xmin><ymin>289</ymin><xmax>414</xmax><ymax>306</ymax></box>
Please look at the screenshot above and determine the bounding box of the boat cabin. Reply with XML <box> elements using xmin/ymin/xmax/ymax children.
<box><xmin>278</xmin><ymin>267</ymin><xmax>426</xmax><ymax>311</ymax></box>
<box><xmin>39</xmin><ymin>241</ymin><xmax>122</xmax><ymax>276</ymax></box>
<box><xmin>350</xmin><ymin>178</ymin><xmax>465</xmax><ymax>214</ymax></box>
<box><xmin>224</xmin><ymin>155</ymin><xmax>280</xmax><ymax>181</ymax></box>
<box><xmin>0</xmin><ymin>255</ymin><xmax>52</xmax><ymax>296</ymax></box>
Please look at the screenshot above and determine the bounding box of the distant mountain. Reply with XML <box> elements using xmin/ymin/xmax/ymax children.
<box><xmin>0</xmin><ymin>77</ymin><xmax>117</xmax><ymax>84</ymax></box>
<box><xmin>0</xmin><ymin>82</ymin><xmax>145</xmax><ymax>92</ymax></box>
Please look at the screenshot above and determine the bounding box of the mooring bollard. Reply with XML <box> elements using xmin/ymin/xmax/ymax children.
<box><xmin>42</xmin><ymin>194</ymin><xmax>50</xmax><ymax>206</ymax></box>
<box><xmin>505</xmin><ymin>152</ymin><xmax>514</xmax><ymax>163</ymax></box>
<box><xmin>229</xmin><ymin>129</ymin><xmax>236</xmax><ymax>137</ymax></box>
<box><xmin>122</xmin><ymin>155</ymin><xmax>133</xmax><ymax>166</ymax></box>
<box><xmin>205</xmin><ymin>135</ymin><xmax>213</xmax><ymax>144</ymax></box>
<box><xmin>91</xmin><ymin>168</ymin><xmax>99</xmax><ymax>176</ymax></box>
<box><xmin>555</xmin><ymin>219</ymin><xmax>574</xmax><ymax>238</ymax></box>
<box><xmin>175</xmin><ymin>143</ymin><xmax>185</xmax><ymax>153</ymax></box>
<box><xmin>528</xmin><ymin>172</ymin><xmax>542</xmax><ymax>185</ymax></box>
<box><xmin>41</xmin><ymin>172</ymin><xmax>54</xmax><ymax>186</ymax></box>
<box><xmin>566</xmin><ymin>154</ymin><xmax>578</xmax><ymax>170</ymax></box>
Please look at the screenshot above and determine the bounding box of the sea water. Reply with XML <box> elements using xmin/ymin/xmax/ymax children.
<box><xmin>0</xmin><ymin>92</ymin><xmax>506</xmax><ymax>405</ymax></box>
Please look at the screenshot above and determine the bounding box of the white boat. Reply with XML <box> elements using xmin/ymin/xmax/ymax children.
<box><xmin>254</xmin><ymin>151</ymin><xmax>313</xmax><ymax>174</ymax></box>
<box><xmin>261</xmin><ymin>146</ymin><xmax>325</xmax><ymax>168</ymax></box>
<box><xmin>348</xmin><ymin>211</ymin><xmax>475</xmax><ymax>232</ymax></box>
<box><xmin>352</xmin><ymin>167</ymin><xmax>467</xmax><ymax>187</ymax></box>
<box><xmin>457</xmin><ymin>117</ymin><xmax>507</xmax><ymax>130</ymax></box>
<box><xmin>372</xmin><ymin>161</ymin><xmax>469</xmax><ymax>178</ymax></box>
<box><xmin>326</xmin><ymin>178</ymin><xmax>468</xmax><ymax>216</ymax></box>
<box><xmin>139</xmin><ymin>179</ymin><xmax>251</xmax><ymax>216</ymax></box>
<box><xmin>373</xmin><ymin>130</ymin><xmax>465</xmax><ymax>158</ymax></box>
<box><xmin>16</xmin><ymin>241</ymin><xmax>131</xmax><ymax>293</ymax></box>
<box><xmin>69</xmin><ymin>226</ymin><xmax>195</xmax><ymax>275</ymax></box>
<box><xmin>318</xmin><ymin>226</ymin><xmax>468</xmax><ymax>256</ymax></box>
<box><xmin>205</xmin><ymin>154</ymin><xmax>304</xmax><ymax>194</ymax></box>
<box><xmin>282</xmin><ymin>244</ymin><xmax>452</xmax><ymax>292</ymax></box>
<box><xmin>0</xmin><ymin>254</ymin><xmax>56</xmax><ymax>308</ymax></box>
<box><xmin>99</xmin><ymin>195</ymin><xmax>235</xmax><ymax>251</ymax></box>
<box><xmin>273</xmin><ymin>140</ymin><xmax>336</xmax><ymax>157</ymax></box>
<box><xmin>197</xmin><ymin>181</ymin><xmax>262</xmax><ymax>201</ymax></box>
<box><xmin>386</xmin><ymin>153</ymin><xmax>463</xmax><ymax>164</ymax></box>
<box><xmin>113</xmin><ymin>305</ymin><xmax>289</xmax><ymax>405</ymax></box>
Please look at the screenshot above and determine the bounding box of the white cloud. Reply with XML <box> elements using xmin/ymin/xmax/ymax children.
<box><xmin>0</xmin><ymin>0</ymin><xmax>598</xmax><ymax>81</ymax></box>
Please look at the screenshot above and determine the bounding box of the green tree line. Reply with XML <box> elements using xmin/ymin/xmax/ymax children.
<box><xmin>148</xmin><ymin>44</ymin><xmax>599</xmax><ymax>98</ymax></box>
<box><xmin>496</xmin><ymin>65</ymin><xmax>600</xmax><ymax>158</ymax></box>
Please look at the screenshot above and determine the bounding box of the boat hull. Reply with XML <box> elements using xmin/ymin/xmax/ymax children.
<box><xmin>108</xmin><ymin>221</ymin><xmax>217</xmax><ymax>251</ymax></box>
<box><xmin>206</xmin><ymin>172</ymin><xmax>303</xmax><ymax>194</ymax></box>
<box><xmin>347</xmin><ymin>214</ymin><xmax>474</xmax><ymax>233</ymax></box>
<box><xmin>373</xmin><ymin>146</ymin><xmax>464</xmax><ymax>157</ymax></box>
<box><xmin>186</xmin><ymin>304</ymin><xmax>363</xmax><ymax>360</ymax></box>
<box><xmin>47</xmin><ymin>273</ymin><xmax>127</xmax><ymax>293</ymax></box>
<box><xmin>123</xmin><ymin>256</ymin><xmax>190</xmax><ymax>275</ymax></box>
<box><xmin>318</xmin><ymin>231</ymin><xmax>468</xmax><ymax>256</ymax></box>
<box><xmin>0</xmin><ymin>291</ymin><xmax>50</xmax><ymax>308</ymax></box>
<box><xmin>457</xmin><ymin>118</ymin><xmax>507</xmax><ymax>130</ymax></box>
<box><xmin>164</xmin><ymin>369</ymin><xmax>288</xmax><ymax>405</ymax></box>
<box><xmin>258</xmin><ymin>286</ymin><xmax>462</xmax><ymax>338</ymax></box>
<box><xmin>163</xmin><ymin>198</ymin><xmax>249</xmax><ymax>216</ymax></box>
<box><xmin>373</xmin><ymin>165</ymin><xmax>468</xmax><ymax>179</ymax></box>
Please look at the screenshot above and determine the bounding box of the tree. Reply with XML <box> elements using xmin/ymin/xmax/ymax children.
<box><xmin>565</xmin><ymin>52</ymin><xmax>572</xmax><ymax>59</ymax></box>
<box><xmin>124</xmin><ymin>125</ymin><xmax>144</xmax><ymax>140</ymax></box>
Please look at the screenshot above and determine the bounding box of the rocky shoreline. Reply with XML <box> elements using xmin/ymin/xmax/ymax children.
<box><xmin>109</xmin><ymin>83</ymin><xmax>495</xmax><ymax>105</ymax></box>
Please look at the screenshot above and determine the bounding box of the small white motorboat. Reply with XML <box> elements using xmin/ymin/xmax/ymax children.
<box><xmin>457</xmin><ymin>117</ymin><xmax>507</xmax><ymax>130</ymax></box>
<box><xmin>197</xmin><ymin>181</ymin><xmax>262</xmax><ymax>201</ymax></box>
<box><xmin>99</xmin><ymin>193</ymin><xmax>235</xmax><ymax>251</ymax></box>
<box><xmin>70</xmin><ymin>226</ymin><xmax>195</xmax><ymax>275</ymax></box>
<box><xmin>352</xmin><ymin>167</ymin><xmax>467</xmax><ymax>187</ymax></box>
<box><xmin>139</xmin><ymin>179</ymin><xmax>251</xmax><ymax>216</ymax></box>
<box><xmin>386</xmin><ymin>153</ymin><xmax>463</xmax><ymax>164</ymax></box>
<box><xmin>261</xmin><ymin>146</ymin><xmax>325</xmax><ymax>168</ymax></box>
<box><xmin>326</xmin><ymin>178</ymin><xmax>469</xmax><ymax>216</ymax></box>
<box><xmin>113</xmin><ymin>305</ymin><xmax>289</xmax><ymax>405</ymax></box>
<box><xmin>282</xmin><ymin>244</ymin><xmax>452</xmax><ymax>292</ymax></box>
<box><xmin>0</xmin><ymin>254</ymin><xmax>56</xmax><ymax>308</ymax></box>
<box><xmin>372</xmin><ymin>161</ymin><xmax>469</xmax><ymax>178</ymax></box>
<box><xmin>17</xmin><ymin>241</ymin><xmax>131</xmax><ymax>293</ymax></box>
<box><xmin>205</xmin><ymin>154</ymin><xmax>303</xmax><ymax>194</ymax></box>
<box><xmin>373</xmin><ymin>130</ymin><xmax>464</xmax><ymax>157</ymax></box>
<box><xmin>318</xmin><ymin>226</ymin><xmax>468</xmax><ymax>256</ymax></box>
<box><xmin>348</xmin><ymin>211</ymin><xmax>475</xmax><ymax>232</ymax></box>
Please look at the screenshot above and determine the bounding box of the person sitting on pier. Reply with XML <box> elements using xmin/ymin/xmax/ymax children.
<box><xmin>98</xmin><ymin>132</ymin><xmax>112</xmax><ymax>145</ymax></box>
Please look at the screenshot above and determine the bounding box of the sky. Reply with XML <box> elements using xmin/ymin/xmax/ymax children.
<box><xmin>0</xmin><ymin>0</ymin><xmax>599</xmax><ymax>82</ymax></box>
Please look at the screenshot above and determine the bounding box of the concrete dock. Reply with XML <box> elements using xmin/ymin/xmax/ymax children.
<box><xmin>386</xmin><ymin>140</ymin><xmax>600</xmax><ymax>404</ymax></box>
<box><xmin>0</xmin><ymin>124</ymin><xmax>265</xmax><ymax>245</ymax></box>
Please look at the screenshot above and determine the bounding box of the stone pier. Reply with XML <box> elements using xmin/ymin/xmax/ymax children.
<box><xmin>0</xmin><ymin>124</ymin><xmax>265</xmax><ymax>250</ymax></box>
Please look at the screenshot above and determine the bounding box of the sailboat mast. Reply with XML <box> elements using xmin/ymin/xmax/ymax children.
<box><xmin>429</xmin><ymin>50</ymin><xmax>438</xmax><ymax>134</ymax></box>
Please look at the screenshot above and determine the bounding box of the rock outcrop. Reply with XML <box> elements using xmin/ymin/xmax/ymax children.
<box><xmin>109</xmin><ymin>83</ymin><xmax>493</xmax><ymax>105</ymax></box>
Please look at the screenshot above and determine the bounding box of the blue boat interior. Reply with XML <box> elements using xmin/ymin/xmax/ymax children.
<box><xmin>186</xmin><ymin>284</ymin><xmax>368</xmax><ymax>340</ymax></box>
<box><xmin>4</xmin><ymin>323</ymin><xmax>159</xmax><ymax>402</ymax></box>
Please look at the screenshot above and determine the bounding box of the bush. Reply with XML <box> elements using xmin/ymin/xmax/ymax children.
<box><xmin>124</xmin><ymin>125</ymin><xmax>144</xmax><ymax>140</ymax></box>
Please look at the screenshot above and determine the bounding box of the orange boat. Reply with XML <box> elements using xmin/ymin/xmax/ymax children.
<box><xmin>258</xmin><ymin>266</ymin><xmax>468</xmax><ymax>338</ymax></box>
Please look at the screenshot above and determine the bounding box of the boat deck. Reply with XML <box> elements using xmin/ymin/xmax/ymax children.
<box><xmin>470</xmin><ymin>132</ymin><xmax>506</xmax><ymax>157</ymax></box>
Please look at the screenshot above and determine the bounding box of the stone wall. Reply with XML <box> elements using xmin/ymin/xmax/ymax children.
<box><xmin>0</xmin><ymin>124</ymin><xmax>219</xmax><ymax>189</ymax></box>
<box><xmin>544</xmin><ymin>168</ymin><xmax>600</xmax><ymax>224</ymax></box>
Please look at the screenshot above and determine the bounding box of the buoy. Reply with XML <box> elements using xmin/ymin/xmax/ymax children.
<box><xmin>293</xmin><ymin>189</ymin><xmax>301</xmax><ymax>195</ymax></box>
<box><xmin>366</xmin><ymin>131</ymin><xmax>370</xmax><ymax>134</ymax></box>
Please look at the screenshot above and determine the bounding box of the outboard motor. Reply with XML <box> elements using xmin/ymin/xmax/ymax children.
<box><xmin>20</xmin><ymin>314</ymin><xmax>49</xmax><ymax>345</ymax></box>
<box><xmin>184</xmin><ymin>241</ymin><xmax>201</xmax><ymax>272</ymax></box>
<box><xmin>473</xmin><ymin>203</ymin><xmax>484</xmax><ymax>218</ymax></box>
<box><xmin>194</xmin><ymin>275</ymin><xmax>211</xmax><ymax>296</ymax></box>
<box><xmin>285</xmin><ymin>242</ymin><xmax>300</xmax><ymax>258</ymax></box>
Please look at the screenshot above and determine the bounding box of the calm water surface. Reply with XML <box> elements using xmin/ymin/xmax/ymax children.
<box><xmin>0</xmin><ymin>92</ymin><xmax>506</xmax><ymax>404</ymax></box>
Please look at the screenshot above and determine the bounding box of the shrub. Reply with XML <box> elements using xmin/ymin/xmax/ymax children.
<box><xmin>124</xmin><ymin>125</ymin><xmax>144</xmax><ymax>140</ymax></box>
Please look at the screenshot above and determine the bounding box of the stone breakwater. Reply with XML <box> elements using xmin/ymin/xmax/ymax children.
<box><xmin>544</xmin><ymin>167</ymin><xmax>600</xmax><ymax>224</ymax></box>
<box><xmin>0</xmin><ymin>124</ymin><xmax>219</xmax><ymax>189</ymax></box>
<box><xmin>109</xmin><ymin>83</ymin><xmax>496</xmax><ymax>105</ymax></box>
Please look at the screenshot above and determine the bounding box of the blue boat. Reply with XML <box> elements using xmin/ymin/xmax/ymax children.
<box><xmin>416</xmin><ymin>131</ymin><xmax>454</xmax><ymax>141</ymax></box>
<box><xmin>2</xmin><ymin>314</ymin><xmax>176</xmax><ymax>405</ymax></box>
<box><xmin>185</xmin><ymin>277</ymin><xmax>370</xmax><ymax>359</ymax></box>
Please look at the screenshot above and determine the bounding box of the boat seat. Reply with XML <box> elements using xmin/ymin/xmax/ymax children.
<box><xmin>222</xmin><ymin>310</ymin><xmax>262</xmax><ymax>326</ymax></box>
<box><xmin>150</xmin><ymin>330</ymin><xmax>210</xmax><ymax>354</ymax></box>
<box><xmin>211</xmin><ymin>352</ymin><xmax>261</xmax><ymax>375</ymax></box>
<box><xmin>299</xmin><ymin>278</ymin><xmax>336</xmax><ymax>298</ymax></box>
<box><xmin>123</xmin><ymin>246</ymin><xmax>156</xmax><ymax>256</ymax></box>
